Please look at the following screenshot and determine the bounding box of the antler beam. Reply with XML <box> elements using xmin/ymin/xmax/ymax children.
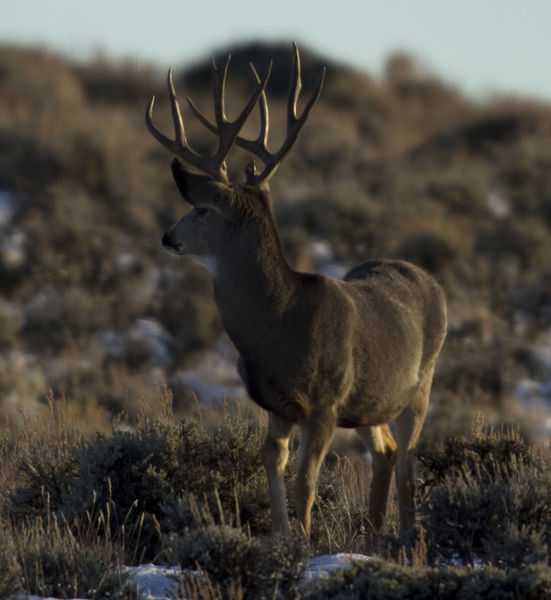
<box><xmin>146</xmin><ymin>58</ymin><xmax>272</xmax><ymax>183</ymax></box>
<box><xmin>243</xmin><ymin>43</ymin><xmax>326</xmax><ymax>185</ymax></box>
<box><xmin>186</xmin><ymin>43</ymin><xmax>326</xmax><ymax>185</ymax></box>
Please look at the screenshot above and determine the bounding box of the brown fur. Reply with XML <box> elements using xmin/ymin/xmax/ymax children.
<box><xmin>163</xmin><ymin>161</ymin><xmax>447</xmax><ymax>535</ymax></box>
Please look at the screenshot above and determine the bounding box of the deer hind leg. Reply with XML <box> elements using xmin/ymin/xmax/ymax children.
<box><xmin>295</xmin><ymin>416</ymin><xmax>337</xmax><ymax>535</ymax></box>
<box><xmin>261</xmin><ymin>413</ymin><xmax>294</xmax><ymax>535</ymax></box>
<box><xmin>394</xmin><ymin>375</ymin><xmax>432</xmax><ymax>531</ymax></box>
<box><xmin>356</xmin><ymin>424</ymin><xmax>397</xmax><ymax>534</ymax></box>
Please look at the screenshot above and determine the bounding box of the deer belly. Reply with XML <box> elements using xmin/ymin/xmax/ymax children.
<box><xmin>336</xmin><ymin>379</ymin><xmax>418</xmax><ymax>428</ymax></box>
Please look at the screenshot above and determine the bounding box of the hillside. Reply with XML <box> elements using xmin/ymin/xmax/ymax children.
<box><xmin>2</xmin><ymin>40</ymin><xmax>551</xmax><ymax>598</ymax></box>
<box><xmin>0</xmin><ymin>41</ymin><xmax>550</xmax><ymax>440</ymax></box>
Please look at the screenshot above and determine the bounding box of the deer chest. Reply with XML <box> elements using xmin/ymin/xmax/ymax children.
<box><xmin>237</xmin><ymin>356</ymin><xmax>308</xmax><ymax>422</ymax></box>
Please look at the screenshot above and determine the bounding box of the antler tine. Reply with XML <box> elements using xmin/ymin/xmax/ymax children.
<box><xmin>188</xmin><ymin>61</ymin><xmax>273</xmax><ymax>165</ymax></box>
<box><xmin>288</xmin><ymin>41</ymin><xmax>302</xmax><ymax>120</ymax></box>
<box><xmin>167</xmin><ymin>67</ymin><xmax>186</xmax><ymax>146</ymax></box>
<box><xmin>146</xmin><ymin>69</ymin><xmax>227</xmax><ymax>181</ymax></box>
<box><xmin>210</xmin><ymin>55</ymin><xmax>272</xmax><ymax>171</ymax></box>
<box><xmin>147</xmin><ymin>44</ymin><xmax>323</xmax><ymax>185</ymax></box>
<box><xmin>242</xmin><ymin>43</ymin><xmax>326</xmax><ymax>186</ymax></box>
<box><xmin>186</xmin><ymin>61</ymin><xmax>273</xmax><ymax>159</ymax></box>
<box><xmin>147</xmin><ymin>60</ymin><xmax>271</xmax><ymax>183</ymax></box>
<box><xmin>229</xmin><ymin>63</ymin><xmax>271</xmax><ymax>164</ymax></box>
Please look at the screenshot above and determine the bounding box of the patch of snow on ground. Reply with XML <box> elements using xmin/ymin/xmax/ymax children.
<box><xmin>514</xmin><ymin>328</ymin><xmax>551</xmax><ymax>440</ymax></box>
<box><xmin>303</xmin><ymin>553</ymin><xmax>373</xmax><ymax>580</ymax></box>
<box><xmin>124</xmin><ymin>564</ymin><xmax>182</xmax><ymax>600</ymax></box>
<box><xmin>309</xmin><ymin>239</ymin><xmax>346</xmax><ymax>279</ymax></box>
<box><xmin>487</xmin><ymin>192</ymin><xmax>510</xmax><ymax>219</ymax></box>
<box><xmin>94</xmin><ymin>319</ymin><xmax>173</xmax><ymax>366</ymax></box>
<box><xmin>174</xmin><ymin>340</ymin><xmax>246</xmax><ymax>403</ymax></box>
<box><xmin>0</xmin><ymin>189</ymin><xmax>16</xmax><ymax>227</ymax></box>
<box><xmin>130</xmin><ymin>318</ymin><xmax>173</xmax><ymax>366</ymax></box>
<box><xmin>22</xmin><ymin>554</ymin><xmax>373</xmax><ymax>600</ymax></box>
<box><xmin>26</xmin><ymin>597</ymin><xmax>88</xmax><ymax>600</ymax></box>
<box><xmin>2</xmin><ymin>229</ymin><xmax>26</xmax><ymax>267</ymax></box>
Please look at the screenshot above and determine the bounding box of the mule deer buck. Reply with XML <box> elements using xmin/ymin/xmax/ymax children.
<box><xmin>147</xmin><ymin>44</ymin><xmax>447</xmax><ymax>536</ymax></box>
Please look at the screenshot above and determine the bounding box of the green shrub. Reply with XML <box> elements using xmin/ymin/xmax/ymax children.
<box><xmin>419</xmin><ymin>424</ymin><xmax>551</xmax><ymax>567</ymax></box>
<box><xmin>15</xmin><ymin>520</ymin><xmax>128</xmax><ymax>599</ymax></box>
<box><xmin>311</xmin><ymin>560</ymin><xmax>551</xmax><ymax>600</ymax></box>
<box><xmin>167</xmin><ymin>525</ymin><xmax>305</xmax><ymax>599</ymax></box>
<box><xmin>5</xmin><ymin>397</ymin><xmax>268</xmax><ymax>561</ymax></box>
<box><xmin>0</xmin><ymin>526</ymin><xmax>22</xmax><ymax>598</ymax></box>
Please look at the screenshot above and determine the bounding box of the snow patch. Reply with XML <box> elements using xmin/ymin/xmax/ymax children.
<box><xmin>487</xmin><ymin>192</ymin><xmax>510</xmax><ymax>219</ymax></box>
<box><xmin>21</xmin><ymin>553</ymin><xmax>373</xmax><ymax>600</ymax></box>
<box><xmin>0</xmin><ymin>189</ymin><xmax>17</xmax><ymax>227</ymax></box>
<box><xmin>513</xmin><ymin>328</ymin><xmax>551</xmax><ymax>440</ymax></box>
<box><xmin>303</xmin><ymin>553</ymin><xmax>373</xmax><ymax>580</ymax></box>
<box><xmin>94</xmin><ymin>319</ymin><xmax>173</xmax><ymax>366</ymax></box>
<box><xmin>124</xmin><ymin>564</ymin><xmax>182</xmax><ymax>600</ymax></box>
<box><xmin>2</xmin><ymin>229</ymin><xmax>26</xmax><ymax>268</ymax></box>
<box><xmin>174</xmin><ymin>341</ymin><xmax>246</xmax><ymax>403</ymax></box>
<box><xmin>130</xmin><ymin>319</ymin><xmax>173</xmax><ymax>366</ymax></box>
<box><xmin>309</xmin><ymin>239</ymin><xmax>346</xmax><ymax>278</ymax></box>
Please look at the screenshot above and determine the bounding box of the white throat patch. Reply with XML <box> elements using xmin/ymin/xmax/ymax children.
<box><xmin>188</xmin><ymin>255</ymin><xmax>219</xmax><ymax>278</ymax></box>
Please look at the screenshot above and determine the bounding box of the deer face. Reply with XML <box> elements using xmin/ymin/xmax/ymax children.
<box><xmin>162</xmin><ymin>158</ymin><xmax>269</xmax><ymax>276</ymax></box>
<box><xmin>162</xmin><ymin>159</ymin><xmax>234</xmax><ymax>259</ymax></box>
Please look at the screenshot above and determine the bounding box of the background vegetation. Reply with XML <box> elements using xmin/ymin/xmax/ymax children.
<box><xmin>1</xmin><ymin>41</ymin><xmax>551</xmax><ymax>597</ymax></box>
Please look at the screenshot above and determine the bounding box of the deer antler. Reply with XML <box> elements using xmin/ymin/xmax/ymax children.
<box><xmin>187</xmin><ymin>43</ymin><xmax>326</xmax><ymax>186</ymax></box>
<box><xmin>146</xmin><ymin>57</ymin><xmax>272</xmax><ymax>183</ymax></box>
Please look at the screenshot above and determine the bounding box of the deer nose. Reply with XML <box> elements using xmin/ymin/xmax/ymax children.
<box><xmin>161</xmin><ymin>232</ymin><xmax>172</xmax><ymax>247</ymax></box>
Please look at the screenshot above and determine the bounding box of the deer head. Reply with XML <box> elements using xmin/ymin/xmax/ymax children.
<box><xmin>146</xmin><ymin>44</ymin><xmax>325</xmax><ymax>272</ymax></box>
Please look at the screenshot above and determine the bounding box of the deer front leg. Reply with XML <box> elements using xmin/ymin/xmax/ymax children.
<box><xmin>295</xmin><ymin>416</ymin><xmax>337</xmax><ymax>535</ymax></box>
<box><xmin>261</xmin><ymin>413</ymin><xmax>294</xmax><ymax>535</ymax></box>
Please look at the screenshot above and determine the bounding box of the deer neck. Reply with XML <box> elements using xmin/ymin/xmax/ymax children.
<box><xmin>212</xmin><ymin>223</ymin><xmax>298</xmax><ymax>356</ymax></box>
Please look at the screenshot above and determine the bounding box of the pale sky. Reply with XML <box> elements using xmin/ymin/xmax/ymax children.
<box><xmin>2</xmin><ymin>0</ymin><xmax>551</xmax><ymax>101</ymax></box>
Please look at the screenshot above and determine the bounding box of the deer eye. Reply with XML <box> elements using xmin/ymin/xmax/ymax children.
<box><xmin>195</xmin><ymin>207</ymin><xmax>209</xmax><ymax>217</ymax></box>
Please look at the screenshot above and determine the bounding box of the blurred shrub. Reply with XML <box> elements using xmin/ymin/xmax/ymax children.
<box><xmin>276</xmin><ymin>193</ymin><xmax>379</xmax><ymax>262</ymax></box>
<box><xmin>62</xmin><ymin>287</ymin><xmax>112</xmax><ymax>338</ymax></box>
<box><xmin>22</xmin><ymin>290</ymin><xmax>70</xmax><ymax>354</ymax></box>
<box><xmin>397</xmin><ymin>233</ymin><xmax>458</xmax><ymax>274</ymax></box>
<box><xmin>0</xmin><ymin>45</ymin><xmax>84</xmax><ymax>137</ymax></box>
<box><xmin>0</xmin><ymin>304</ymin><xmax>21</xmax><ymax>350</ymax></box>
<box><xmin>74</xmin><ymin>55</ymin><xmax>157</xmax><ymax>105</ymax></box>
<box><xmin>154</xmin><ymin>267</ymin><xmax>223</xmax><ymax>363</ymax></box>
<box><xmin>427</xmin><ymin>174</ymin><xmax>489</xmax><ymax>218</ymax></box>
<box><xmin>0</xmin><ymin>129</ymin><xmax>61</xmax><ymax>191</ymax></box>
<box><xmin>476</xmin><ymin>218</ymin><xmax>551</xmax><ymax>270</ymax></box>
<box><xmin>22</xmin><ymin>287</ymin><xmax>111</xmax><ymax>354</ymax></box>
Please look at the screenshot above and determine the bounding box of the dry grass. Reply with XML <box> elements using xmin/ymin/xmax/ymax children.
<box><xmin>2</xmin><ymin>395</ymin><xmax>551</xmax><ymax>597</ymax></box>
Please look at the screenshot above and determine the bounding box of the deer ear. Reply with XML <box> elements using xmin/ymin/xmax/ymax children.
<box><xmin>170</xmin><ymin>157</ymin><xmax>234</xmax><ymax>213</ymax></box>
<box><xmin>170</xmin><ymin>157</ymin><xmax>213</xmax><ymax>204</ymax></box>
